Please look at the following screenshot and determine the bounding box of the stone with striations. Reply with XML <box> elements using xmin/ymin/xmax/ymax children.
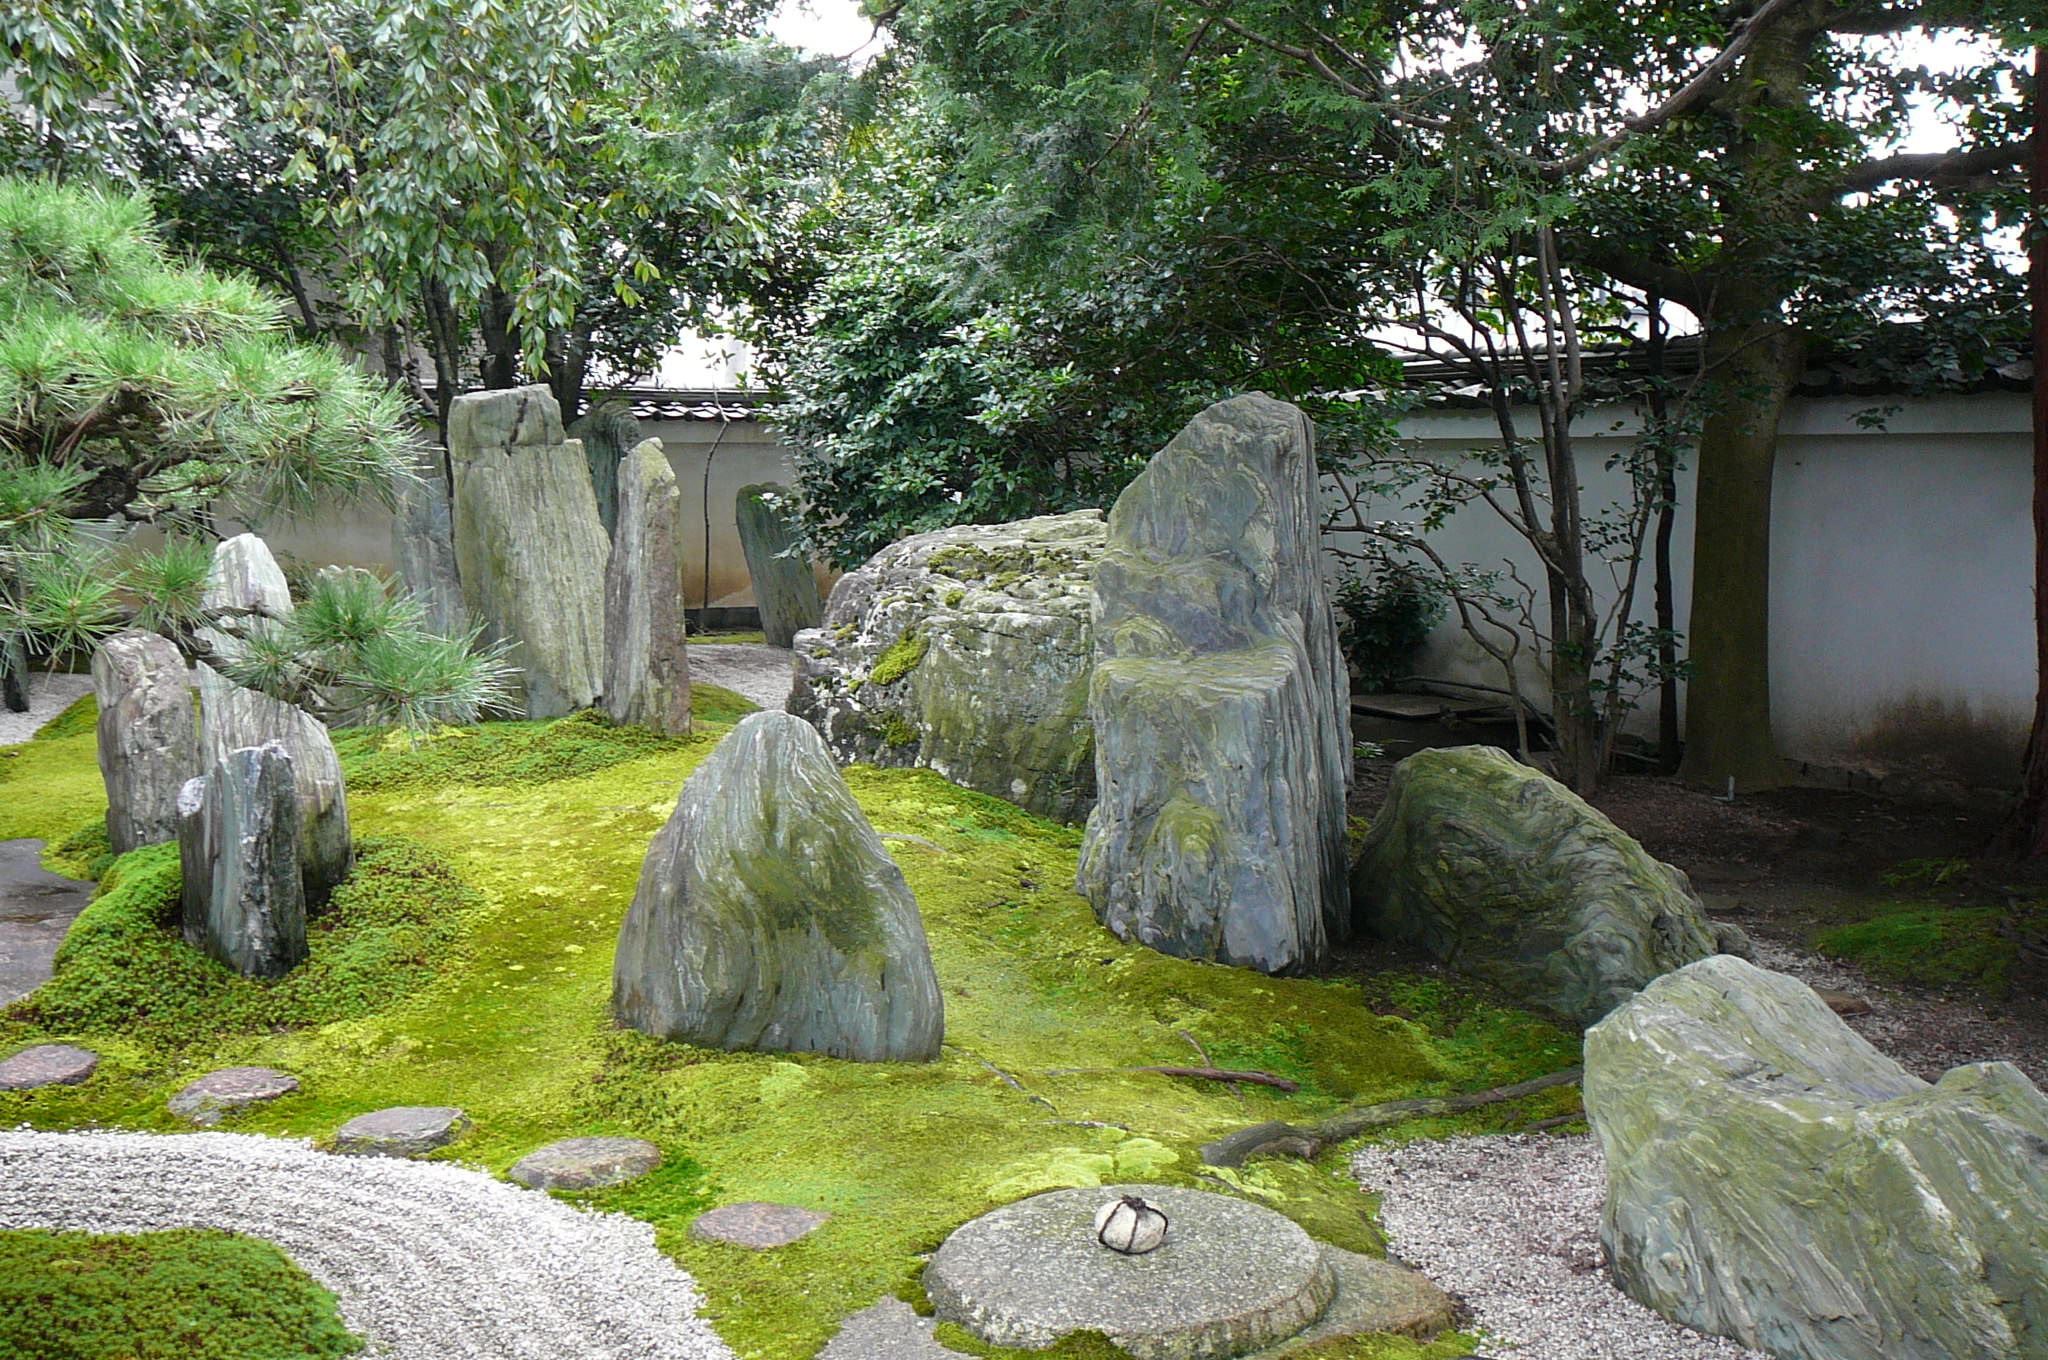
<box><xmin>604</xmin><ymin>438</ymin><xmax>691</xmax><ymax>735</ymax></box>
<box><xmin>688</xmin><ymin>1201</ymin><xmax>832</xmax><ymax>1249</ymax></box>
<box><xmin>93</xmin><ymin>630</ymin><xmax>200</xmax><ymax>853</ymax></box>
<box><xmin>735</xmin><ymin>484</ymin><xmax>824</xmax><ymax>648</ymax></box>
<box><xmin>1077</xmin><ymin>397</ymin><xmax>1350</xmax><ymax>974</ymax></box>
<box><xmin>333</xmin><ymin>1105</ymin><xmax>472</xmax><ymax>1158</ymax></box>
<box><xmin>1354</xmin><ymin>745</ymin><xmax>1723</xmax><ymax>1026</ymax></box>
<box><xmin>449</xmin><ymin>384</ymin><xmax>609</xmax><ymax>719</ymax></box>
<box><xmin>199</xmin><ymin>675</ymin><xmax>351</xmax><ymax>907</ymax></box>
<box><xmin>569</xmin><ymin>400</ymin><xmax>644</xmax><ymax>539</ymax></box>
<box><xmin>178</xmin><ymin>743</ymin><xmax>307</xmax><ymax>979</ymax></box>
<box><xmin>789</xmin><ymin>511</ymin><xmax>1104</xmax><ymax>824</ymax></box>
<box><xmin>612</xmin><ymin>711</ymin><xmax>944</xmax><ymax>1062</ymax></box>
<box><xmin>509</xmin><ymin>1136</ymin><xmax>663</xmax><ymax>1191</ymax></box>
<box><xmin>203</xmin><ymin>532</ymin><xmax>293</xmax><ymax>621</ymax></box>
<box><xmin>927</xmin><ymin>1184</ymin><xmax>1337</xmax><ymax>1360</ymax></box>
<box><xmin>1586</xmin><ymin>954</ymin><xmax>2048</xmax><ymax>1360</ymax></box>
<box><xmin>390</xmin><ymin>442</ymin><xmax>468</xmax><ymax>638</ymax></box>
<box><xmin>168</xmin><ymin>1066</ymin><xmax>300</xmax><ymax>1125</ymax></box>
<box><xmin>0</xmin><ymin>1043</ymin><xmax>98</xmax><ymax>1090</ymax></box>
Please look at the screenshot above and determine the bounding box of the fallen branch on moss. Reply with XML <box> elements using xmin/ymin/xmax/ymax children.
<box><xmin>1045</xmin><ymin>1065</ymin><xmax>1301</xmax><ymax>1092</ymax></box>
<box><xmin>1199</xmin><ymin>1066</ymin><xmax>1584</xmax><ymax>1166</ymax></box>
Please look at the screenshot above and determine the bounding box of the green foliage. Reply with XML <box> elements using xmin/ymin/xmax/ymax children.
<box><xmin>1814</xmin><ymin>907</ymin><xmax>2032</xmax><ymax>1001</ymax></box>
<box><xmin>0</xmin><ymin>1228</ymin><xmax>363</xmax><ymax>1359</ymax></box>
<box><xmin>1335</xmin><ymin>563</ymin><xmax>1446</xmax><ymax>692</ymax></box>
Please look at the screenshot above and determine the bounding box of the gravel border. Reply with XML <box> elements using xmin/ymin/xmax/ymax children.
<box><xmin>0</xmin><ymin>671</ymin><xmax>93</xmax><ymax>747</ymax></box>
<box><xmin>690</xmin><ymin>643</ymin><xmax>793</xmax><ymax>713</ymax></box>
<box><xmin>0</xmin><ymin>1128</ymin><xmax>737</xmax><ymax>1360</ymax></box>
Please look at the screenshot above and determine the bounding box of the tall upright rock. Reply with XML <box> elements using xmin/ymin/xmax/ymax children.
<box><xmin>448</xmin><ymin>385</ymin><xmax>610</xmax><ymax>718</ymax></box>
<box><xmin>605</xmin><ymin>438</ymin><xmax>691</xmax><ymax>735</ymax></box>
<box><xmin>203</xmin><ymin>532</ymin><xmax>293</xmax><ymax>621</ymax></box>
<box><xmin>569</xmin><ymin>400</ymin><xmax>644</xmax><ymax>539</ymax></box>
<box><xmin>2</xmin><ymin>633</ymin><xmax>29</xmax><ymax>714</ymax></box>
<box><xmin>390</xmin><ymin>443</ymin><xmax>467</xmax><ymax>638</ymax></box>
<box><xmin>735</xmin><ymin>484</ymin><xmax>824</xmax><ymax>648</ymax></box>
<box><xmin>1076</xmin><ymin>395</ymin><xmax>1350</xmax><ymax>975</ymax></box>
<box><xmin>93</xmin><ymin>630</ymin><xmax>200</xmax><ymax>852</ymax></box>
<box><xmin>613</xmin><ymin>711</ymin><xmax>944</xmax><ymax>1062</ymax></box>
<box><xmin>177</xmin><ymin>743</ymin><xmax>307</xmax><ymax>978</ymax></box>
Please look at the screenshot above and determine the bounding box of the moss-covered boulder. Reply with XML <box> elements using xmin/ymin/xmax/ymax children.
<box><xmin>789</xmin><ymin>511</ymin><xmax>1103</xmax><ymax>823</ymax></box>
<box><xmin>1353</xmin><ymin>746</ymin><xmax>1721</xmax><ymax>1024</ymax></box>
<box><xmin>735</xmin><ymin>484</ymin><xmax>825</xmax><ymax>648</ymax></box>
<box><xmin>1586</xmin><ymin>955</ymin><xmax>2048</xmax><ymax>1360</ymax></box>
<box><xmin>1078</xmin><ymin>396</ymin><xmax>1350</xmax><ymax>975</ymax></box>
<box><xmin>612</xmin><ymin>710</ymin><xmax>944</xmax><ymax>1062</ymax></box>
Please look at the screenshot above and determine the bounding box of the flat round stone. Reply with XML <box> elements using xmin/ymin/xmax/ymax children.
<box><xmin>927</xmin><ymin>1184</ymin><xmax>1336</xmax><ymax>1360</ymax></box>
<box><xmin>689</xmin><ymin>1201</ymin><xmax>831</xmax><ymax>1248</ymax></box>
<box><xmin>0</xmin><ymin>1044</ymin><xmax>98</xmax><ymax>1091</ymax></box>
<box><xmin>332</xmin><ymin>1105</ymin><xmax>472</xmax><ymax>1158</ymax></box>
<box><xmin>509</xmin><ymin>1136</ymin><xmax>662</xmax><ymax>1191</ymax></box>
<box><xmin>168</xmin><ymin>1067</ymin><xmax>300</xmax><ymax>1126</ymax></box>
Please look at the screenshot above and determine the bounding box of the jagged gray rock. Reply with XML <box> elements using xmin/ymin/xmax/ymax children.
<box><xmin>605</xmin><ymin>438</ymin><xmax>690</xmax><ymax>735</ymax></box>
<box><xmin>178</xmin><ymin>742</ymin><xmax>307</xmax><ymax>979</ymax></box>
<box><xmin>449</xmin><ymin>384</ymin><xmax>609</xmax><ymax>718</ymax></box>
<box><xmin>1354</xmin><ymin>746</ymin><xmax>1721</xmax><ymax>1026</ymax></box>
<box><xmin>1076</xmin><ymin>397</ymin><xmax>1350</xmax><ymax>974</ymax></box>
<box><xmin>92</xmin><ymin>630</ymin><xmax>200</xmax><ymax>852</ymax></box>
<box><xmin>390</xmin><ymin>443</ymin><xmax>467</xmax><ymax>638</ymax></box>
<box><xmin>569</xmin><ymin>400</ymin><xmax>644</xmax><ymax>539</ymax></box>
<box><xmin>2</xmin><ymin>633</ymin><xmax>28</xmax><ymax>713</ymax></box>
<box><xmin>789</xmin><ymin>511</ymin><xmax>1104</xmax><ymax>824</ymax></box>
<box><xmin>612</xmin><ymin>710</ymin><xmax>944</xmax><ymax>1062</ymax></box>
<box><xmin>1586</xmin><ymin>955</ymin><xmax>2048</xmax><ymax>1360</ymax></box>
<box><xmin>199</xmin><ymin>678</ymin><xmax>351</xmax><ymax>906</ymax></box>
<box><xmin>735</xmin><ymin>484</ymin><xmax>823</xmax><ymax>648</ymax></box>
<box><xmin>203</xmin><ymin>532</ymin><xmax>293</xmax><ymax>621</ymax></box>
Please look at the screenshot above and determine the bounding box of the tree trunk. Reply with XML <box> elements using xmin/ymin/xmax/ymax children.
<box><xmin>1676</xmin><ymin>317</ymin><xmax>1806</xmax><ymax>792</ymax></box>
<box><xmin>478</xmin><ymin>286</ymin><xmax>521</xmax><ymax>390</ymax></box>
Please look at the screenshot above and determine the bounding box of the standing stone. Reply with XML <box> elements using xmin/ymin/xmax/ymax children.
<box><xmin>1354</xmin><ymin>745</ymin><xmax>1723</xmax><ymax>1026</ymax></box>
<box><xmin>613</xmin><ymin>711</ymin><xmax>944</xmax><ymax>1062</ymax></box>
<box><xmin>1076</xmin><ymin>396</ymin><xmax>1350</xmax><ymax>975</ymax></box>
<box><xmin>390</xmin><ymin>443</ymin><xmax>467</xmax><ymax>638</ymax></box>
<box><xmin>92</xmin><ymin>631</ymin><xmax>200</xmax><ymax>852</ymax></box>
<box><xmin>605</xmin><ymin>438</ymin><xmax>690</xmax><ymax>735</ymax></box>
<box><xmin>1586</xmin><ymin>955</ymin><xmax>2048</xmax><ymax>1360</ymax></box>
<box><xmin>789</xmin><ymin>512</ymin><xmax>1104</xmax><ymax>824</ymax></box>
<box><xmin>569</xmin><ymin>400</ymin><xmax>644</xmax><ymax>539</ymax></box>
<box><xmin>448</xmin><ymin>385</ymin><xmax>609</xmax><ymax>718</ymax></box>
<box><xmin>735</xmin><ymin>484</ymin><xmax>824</xmax><ymax>648</ymax></box>
<box><xmin>179</xmin><ymin>742</ymin><xmax>307</xmax><ymax>979</ymax></box>
<box><xmin>2</xmin><ymin>633</ymin><xmax>28</xmax><ymax>713</ymax></box>
<box><xmin>200</xmin><ymin>679</ymin><xmax>351</xmax><ymax>907</ymax></box>
<box><xmin>203</xmin><ymin>532</ymin><xmax>294</xmax><ymax>620</ymax></box>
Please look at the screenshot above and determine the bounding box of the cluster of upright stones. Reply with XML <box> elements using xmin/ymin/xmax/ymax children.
<box><xmin>604</xmin><ymin>439</ymin><xmax>691</xmax><ymax>735</ymax></box>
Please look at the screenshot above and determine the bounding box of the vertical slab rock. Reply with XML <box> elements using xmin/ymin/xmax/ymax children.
<box><xmin>735</xmin><ymin>484</ymin><xmax>824</xmax><ymax>648</ymax></box>
<box><xmin>2</xmin><ymin>632</ymin><xmax>28</xmax><ymax>713</ymax></box>
<box><xmin>204</xmin><ymin>533</ymin><xmax>293</xmax><ymax>619</ymax></box>
<box><xmin>788</xmin><ymin>512</ymin><xmax>1103</xmax><ymax>823</ymax></box>
<box><xmin>605</xmin><ymin>438</ymin><xmax>691</xmax><ymax>735</ymax></box>
<box><xmin>448</xmin><ymin>385</ymin><xmax>609</xmax><ymax>718</ymax></box>
<box><xmin>569</xmin><ymin>400</ymin><xmax>644</xmax><ymax>539</ymax></box>
<box><xmin>612</xmin><ymin>711</ymin><xmax>944</xmax><ymax>1062</ymax></box>
<box><xmin>200</xmin><ymin>679</ymin><xmax>350</xmax><ymax>907</ymax></box>
<box><xmin>1354</xmin><ymin>745</ymin><xmax>1722</xmax><ymax>1026</ymax></box>
<box><xmin>178</xmin><ymin>743</ymin><xmax>307</xmax><ymax>978</ymax></box>
<box><xmin>93</xmin><ymin>631</ymin><xmax>199</xmax><ymax>852</ymax></box>
<box><xmin>390</xmin><ymin>443</ymin><xmax>467</xmax><ymax>638</ymax></box>
<box><xmin>1585</xmin><ymin>955</ymin><xmax>2048</xmax><ymax>1360</ymax></box>
<box><xmin>1076</xmin><ymin>395</ymin><xmax>1350</xmax><ymax>974</ymax></box>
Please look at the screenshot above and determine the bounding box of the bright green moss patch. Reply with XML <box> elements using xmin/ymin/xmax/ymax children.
<box><xmin>33</xmin><ymin>692</ymin><xmax>99</xmax><ymax>741</ymax></box>
<box><xmin>867</xmin><ymin>629</ymin><xmax>929</xmax><ymax>687</ymax></box>
<box><xmin>331</xmin><ymin>709</ymin><xmax>699</xmax><ymax>792</ymax></box>
<box><xmin>691</xmin><ymin>681</ymin><xmax>763</xmax><ymax>725</ymax></box>
<box><xmin>0</xmin><ymin>1228</ymin><xmax>363</xmax><ymax>1359</ymax></box>
<box><xmin>1814</xmin><ymin>906</ymin><xmax>2029</xmax><ymax>999</ymax></box>
<box><xmin>0</xmin><ymin>696</ymin><xmax>108</xmax><ymax>848</ymax></box>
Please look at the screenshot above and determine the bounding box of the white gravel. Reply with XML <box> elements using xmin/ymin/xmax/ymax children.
<box><xmin>0</xmin><ymin>1128</ymin><xmax>737</xmax><ymax>1360</ymax></box>
<box><xmin>1351</xmin><ymin>1133</ymin><xmax>1767</xmax><ymax>1360</ymax></box>
<box><xmin>690</xmin><ymin>643</ymin><xmax>793</xmax><ymax>712</ymax></box>
<box><xmin>0</xmin><ymin>671</ymin><xmax>93</xmax><ymax>746</ymax></box>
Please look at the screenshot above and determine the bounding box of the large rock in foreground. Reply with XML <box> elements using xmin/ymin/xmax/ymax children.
<box><xmin>735</xmin><ymin>484</ymin><xmax>824</xmax><ymax>648</ymax></box>
<box><xmin>1353</xmin><ymin>745</ymin><xmax>1720</xmax><ymax>1025</ymax></box>
<box><xmin>178</xmin><ymin>743</ymin><xmax>307</xmax><ymax>978</ymax></box>
<box><xmin>1077</xmin><ymin>397</ymin><xmax>1350</xmax><ymax>974</ymax></box>
<box><xmin>449</xmin><ymin>385</ymin><xmax>609</xmax><ymax>718</ymax></box>
<box><xmin>790</xmin><ymin>511</ymin><xmax>1103</xmax><ymax>824</ymax></box>
<box><xmin>93</xmin><ymin>630</ymin><xmax>199</xmax><ymax>852</ymax></box>
<box><xmin>612</xmin><ymin>711</ymin><xmax>944</xmax><ymax>1062</ymax></box>
<box><xmin>604</xmin><ymin>438</ymin><xmax>690</xmax><ymax>735</ymax></box>
<box><xmin>1586</xmin><ymin>955</ymin><xmax>2048</xmax><ymax>1360</ymax></box>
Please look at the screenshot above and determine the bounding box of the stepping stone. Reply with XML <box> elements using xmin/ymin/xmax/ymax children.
<box><xmin>925</xmin><ymin>1183</ymin><xmax>1335</xmax><ymax>1360</ymax></box>
<box><xmin>168</xmin><ymin>1067</ymin><xmax>300</xmax><ymax>1126</ymax></box>
<box><xmin>332</xmin><ymin>1105</ymin><xmax>472</xmax><ymax>1158</ymax></box>
<box><xmin>0</xmin><ymin>1044</ymin><xmax>98</xmax><ymax>1091</ymax></box>
<box><xmin>1247</xmin><ymin>1246</ymin><xmax>1456</xmax><ymax>1356</ymax></box>
<box><xmin>689</xmin><ymin>1201</ymin><xmax>831</xmax><ymax>1249</ymax></box>
<box><xmin>818</xmin><ymin>1298</ymin><xmax>958</xmax><ymax>1360</ymax></box>
<box><xmin>509</xmin><ymin>1136</ymin><xmax>662</xmax><ymax>1191</ymax></box>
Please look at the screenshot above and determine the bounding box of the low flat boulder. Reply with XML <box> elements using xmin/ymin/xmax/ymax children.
<box><xmin>0</xmin><ymin>1043</ymin><xmax>97</xmax><ymax>1091</ymax></box>
<box><xmin>1251</xmin><ymin>1248</ymin><xmax>1455</xmax><ymax>1356</ymax></box>
<box><xmin>168</xmin><ymin>1066</ymin><xmax>300</xmax><ymax>1125</ymax></box>
<box><xmin>818</xmin><ymin>1298</ymin><xmax>956</xmax><ymax>1360</ymax></box>
<box><xmin>508</xmin><ymin>1136</ymin><xmax>662</xmax><ymax>1191</ymax></box>
<box><xmin>1586</xmin><ymin>955</ymin><xmax>2048</xmax><ymax>1360</ymax></box>
<box><xmin>1354</xmin><ymin>745</ymin><xmax>1722</xmax><ymax>1025</ymax></box>
<box><xmin>689</xmin><ymin>1201</ymin><xmax>831</xmax><ymax>1249</ymax></box>
<box><xmin>332</xmin><ymin>1105</ymin><xmax>472</xmax><ymax>1158</ymax></box>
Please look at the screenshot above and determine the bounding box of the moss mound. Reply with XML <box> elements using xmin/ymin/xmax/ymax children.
<box><xmin>1814</xmin><ymin>906</ymin><xmax>2031</xmax><ymax>999</ymax></box>
<box><xmin>32</xmin><ymin>692</ymin><xmax>99</xmax><ymax>741</ymax></box>
<box><xmin>0</xmin><ymin>1228</ymin><xmax>362</xmax><ymax>1359</ymax></box>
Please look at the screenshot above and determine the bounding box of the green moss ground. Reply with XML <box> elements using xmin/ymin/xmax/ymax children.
<box><xmin>1</xmin><ymin>699</ymin><xmax>1573</xmax><ymax>1360</ymax></box>
<box><xmin>0</xmin><ymin>1228</ymin><xmax>363</xmax><ymax>1359</ymax></box>
<box><xmin>1813</xmin><ymin>905</ymin><xmax>2032</xmax><ymax>999</ymax></box>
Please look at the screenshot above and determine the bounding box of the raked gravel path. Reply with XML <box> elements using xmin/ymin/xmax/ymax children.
<box><xmin>690</xmin><ymin>642</ymin><xmax>793</xmax><ymax>713</ymax></box>
<box><xmin>0</xmin><ymin>1128</ymin><xmax>738</xmax><ymax>1360</ymax></box>
<box><xmin>0</xmin><ymin>670</ymin><xmax>93</xmax><ymax>746</ymax></box>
